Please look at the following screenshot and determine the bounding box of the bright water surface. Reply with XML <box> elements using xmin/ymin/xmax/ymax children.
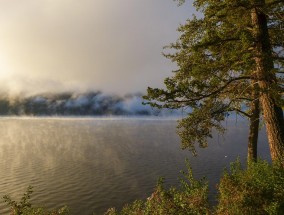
<box><xmin>0</xmin><ymin>117</ymin><xmax>270</xmax><ymax>214</ymax></box>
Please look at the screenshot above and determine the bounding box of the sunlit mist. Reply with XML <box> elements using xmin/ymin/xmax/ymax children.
<box><xmin>0</xmin><ymin>0</ymin><xmax>195</xmax><ymax>95</ymax></box>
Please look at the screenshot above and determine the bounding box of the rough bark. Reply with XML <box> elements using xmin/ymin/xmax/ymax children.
<box><xmin>248</xmin><ymin>83</ymin><xmax>260</xmax><ymax>162</ymax></box>
<box><xmin>251</xmin><ymin>1</ymin><xmax>284</xmax><ymax>165</ymax></box>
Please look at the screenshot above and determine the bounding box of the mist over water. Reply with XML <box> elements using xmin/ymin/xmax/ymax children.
<box><xmin>0</xmin><ymin>117</ymin><xmax>269</xmax><ymax>214</ymax></box>
<box><xmin>0</xmin><ymin>91</ymin><xmax>182</xmax><ymax>116</ymax></box>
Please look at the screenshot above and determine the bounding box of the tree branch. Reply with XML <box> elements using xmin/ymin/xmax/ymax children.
<box><xmin>197</xmin><ymin>76</ymin><xmax>251</xmax><ymax>100</ymax></box>
<box><xmin>224</xmin><ymin>108</ymin><xmax>252</xmax><ymax>118</ymax></box>
<box><xmin>274</xmin><ymin>56</ymin><xmax>284</xmax><ymax>61</ymax></box>
<box><xmin>266</xmin><ymin>0</ymin><xmax>283</xmax><ymax>7</ymax></box>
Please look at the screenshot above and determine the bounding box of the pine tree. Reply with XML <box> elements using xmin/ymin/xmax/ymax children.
<box><xmin>144</xmin><ymin>0</ymin><xmax>284</xmax><ymax>163</ymax></box>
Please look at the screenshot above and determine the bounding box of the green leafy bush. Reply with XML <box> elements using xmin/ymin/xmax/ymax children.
<box><xmin>105</xmin><ymin>161</ymin><xmax>210</xmax><ymax>215</ymax></box>
<box><xmin>3</xmin><ymin>186</ymin><xmax>69</xmax><ymax>215</ymax></box>
<box><xmin>105</xmin><ymin>160</ymin><xmax>284</xmax><ymax>215</ymax></box>
<box><xmin>217</xmin><ymin>160</ymin><xmax>284</xmax><ymax>215</ymax></box>
<box><xmin>4</xmin><ymin>160</ymin><xmax>284</xmax><ymax>215</ymax></box>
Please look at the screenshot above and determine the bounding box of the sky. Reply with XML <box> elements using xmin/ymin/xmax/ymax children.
<box><xmin>0</xmin><ymin>0</ymin><xmax>195</xmax><ymax>96</ymax></box>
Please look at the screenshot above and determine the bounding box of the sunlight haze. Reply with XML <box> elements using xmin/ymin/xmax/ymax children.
<box><xmin>0</xmin><ymin>0</ymin><xmax>194</xmax><ymax>96</ymax></box>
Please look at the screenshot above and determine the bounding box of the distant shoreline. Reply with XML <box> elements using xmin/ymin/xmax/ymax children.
<box><xmin>0</xmin><ymin>115</ymin><xmax>182</xmax><ymax>120</ymax></box>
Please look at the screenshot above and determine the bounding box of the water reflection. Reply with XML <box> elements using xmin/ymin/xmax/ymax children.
<box><xmin>0</xmin><ymin>118</ymin><xmax>270</xmax><ymax>214</ymax></box>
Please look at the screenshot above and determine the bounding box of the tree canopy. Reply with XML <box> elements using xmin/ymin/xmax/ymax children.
<box><xmin>144</xmin><ymin>0</ymin><xmax>284</xmax><ymax>162</ymax></box>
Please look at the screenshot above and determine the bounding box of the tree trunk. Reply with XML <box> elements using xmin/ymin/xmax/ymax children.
<box><xmin>248</xmin><ymin>85</ymin><xmax>260</xmax><ymax>162</ymax></box>
<box><xmin>251</xmin><ymin>1</ymin><xmax>284</xmax><ymax>165</ymax></box>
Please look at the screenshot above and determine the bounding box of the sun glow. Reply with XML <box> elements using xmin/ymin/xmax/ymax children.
<box><xmin>0</xmin><ymin>53</ymin><xmax>12</xmax><ymax>79</ymax></box>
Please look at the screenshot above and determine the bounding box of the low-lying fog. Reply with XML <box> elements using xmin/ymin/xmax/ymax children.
<box><xmin>0</xmin><ymin>91</ymin><xmax>182</xmax><ymax>116</ymax></box>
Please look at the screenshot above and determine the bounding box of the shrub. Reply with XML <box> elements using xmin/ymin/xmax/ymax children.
<box><xmin>104</xmin><ymin>161</ymin><xmax>210</xmax><ymax>215</ymax></box>
<box><xmin>106</xmin><ymin>159</ymin><xmax>284</xmax><ymax>215</ymax></box>
<box><xmin>217</xmin><ymin>159</ymin><xmax>284</xmax><ymax>215</ymax></box>
<box><xmin>3</xmin><ymin>186</ymin><xmax>69</xmax><ymax>215</ymax></box>
<box><xmin>4</xmin><ymin>159</ymin><xmax>284</xmax><ymax>215</ymax></box>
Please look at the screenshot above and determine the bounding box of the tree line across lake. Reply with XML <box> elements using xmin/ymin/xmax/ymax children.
<box><xmin>0</xmin><ymin>92</ymin><xmax>169</xmax><ymax>116</ymax></box>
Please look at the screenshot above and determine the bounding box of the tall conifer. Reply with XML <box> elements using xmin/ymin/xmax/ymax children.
<box><xmin>145</xmin><ymin>0</ymin><xmax>284</xmax><ymax>163</ymax></box>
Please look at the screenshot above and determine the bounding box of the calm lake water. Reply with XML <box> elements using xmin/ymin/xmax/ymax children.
<box><xmin>0</xmin><ymin>117</ymin><xmax>270</xmax><ymax>214</ymax></box>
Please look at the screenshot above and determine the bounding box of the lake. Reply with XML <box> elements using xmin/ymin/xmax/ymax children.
<box><xmin>0</xmin><ymin>117</ymin><xmax>270</xmax><ymax>214</ymax></box>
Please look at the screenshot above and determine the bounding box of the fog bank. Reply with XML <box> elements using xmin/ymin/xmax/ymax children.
<box><xmin>0</xmin><ymin>91</ymin><xmax>182</xmax><ymax>116</ymax></box>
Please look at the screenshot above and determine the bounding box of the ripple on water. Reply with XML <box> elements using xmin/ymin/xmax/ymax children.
<box><xmin>0</xmin><ymin>118</ymin><xmax>270</xmax><ymax>215</ymax></box>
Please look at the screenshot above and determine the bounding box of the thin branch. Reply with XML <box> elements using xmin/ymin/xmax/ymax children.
<box><xmin>266</xmin><ymin>0</ymin><xmax>283</xmax><ymax>7</ymax></box>
<box><xmin>234</xmin><ymin>97</ymin><xmax>253</xmax><ymax>101</ymax></box>
<box><xmin>169</xmin><ymin>76</ymin><xmax>251</xmax><ymax>104</ymax></box>
<box><xmin>274</xmin><ymin>56</ymin><xmax>284</xmax><ymax>61</ymax></box>
<box><xmin>228</xmin><ymin>108</ymin><xmax>252</xmax><ymax>118</ymax></box>
<box><xmin>200</xmin><ymin>76</ymin><xmax>251</xmax><ymax>99</ymax></box>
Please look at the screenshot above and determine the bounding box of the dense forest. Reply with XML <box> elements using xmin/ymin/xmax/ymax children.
<box><xmin>0</xmin><ymin>92</ymin><xmax>177</xmax><ymax>116</ymax></box>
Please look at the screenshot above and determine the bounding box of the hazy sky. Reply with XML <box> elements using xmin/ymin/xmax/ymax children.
<box><xmin>0</xmin><ymin>0</ymin><xmax>195</xmax><ymax>96</ymax></box>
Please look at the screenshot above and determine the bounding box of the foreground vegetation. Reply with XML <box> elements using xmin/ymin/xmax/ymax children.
<box><xmin>3</xmin><ymin>186</ymin><xmax>69</xmax><ymax>215</ymax></box>
<box><xmin>3</xmin><ymin>159</ymin><xmax>284</xmax><ymax>215</ymax></box>
<box><xmin>105</xmin><ymin>160</ymin><xmax>284</xmax><ymax>215</ymax></box>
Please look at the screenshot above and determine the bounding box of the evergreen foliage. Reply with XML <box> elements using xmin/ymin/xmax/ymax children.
<box><xmin>144</xmin><ymin>0</ymin><xmax>284</xmax><ymax>160</ymax></box>
<box><xmin>0</xmin><ymin>92</ymin><xmax>154</xmax><ymax>116</ymax></box>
